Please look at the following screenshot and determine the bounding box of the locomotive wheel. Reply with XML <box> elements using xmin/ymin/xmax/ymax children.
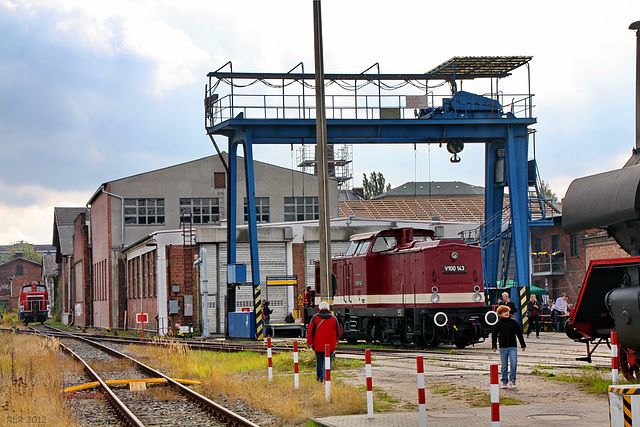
<box><xmin>619</xmin><ymin>344</ymin><xmax>640</xmax><ymax>381</ymax></box>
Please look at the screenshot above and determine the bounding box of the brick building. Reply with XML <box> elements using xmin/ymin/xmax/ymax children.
<box><xmin>72</xmin><ymin>211</ymin><xmax>92</xmax><ymax>327</ymax></box>
<box><xmin>53</xmin><ymin>207</ymin><xmax>90</xmax><ymax>325</ymax></box>
<box><xmin>531</xmin><ymin>215</ymin><xmax>631</xmax><ymax>303</ymax></box>
<box><xmin>0</xmin><ymin>256</ymin><xmax>43</xmax><ymax>311</ymax></box>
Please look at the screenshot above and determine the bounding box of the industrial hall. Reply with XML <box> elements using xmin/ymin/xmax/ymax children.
<box><xmin>51</xmin><ymin>151</ymin><xmax>500</xmax><ymax>336</ymax></box>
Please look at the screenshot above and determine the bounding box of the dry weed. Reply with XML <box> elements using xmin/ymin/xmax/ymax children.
<box><xmin>0</xmin><ymin>334</ymin><xmax>78</xmax><ymax>426</ymax></box>
<box><xmin>127</xmin><ymin>344</ymin><xmax>366</xmax><ymax>425</ymax></box>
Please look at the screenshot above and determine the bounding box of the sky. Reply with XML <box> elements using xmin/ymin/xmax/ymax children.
<box><xmin>1</xmin><ymin>0</ymin><xmax>639</xmax><ymax>245</ymax></box>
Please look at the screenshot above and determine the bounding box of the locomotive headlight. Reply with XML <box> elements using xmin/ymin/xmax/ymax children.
<box><xmin>451</xmin><ymin>251</ymin><xmax>458</xmax><ymax>260</ymax></box>
<box><xmin>473</xmin><ymin>292</ymin><xmax>483</xmax><ymax>303</ymax></box>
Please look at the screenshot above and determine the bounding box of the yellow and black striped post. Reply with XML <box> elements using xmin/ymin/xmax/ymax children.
<box><xmin>253</xmin><ymin>284</ymin><xmax>264</xmax><ymax>341</ymax></box>
<box><xmin>519</xmin><ymin>286</ymin><xmax>530</xmax><ymax>334</ymax></box>
<box><xmin>609</xmin><ymin>384</ymin><xmax>640</xmax><ymax>426</ymax></box>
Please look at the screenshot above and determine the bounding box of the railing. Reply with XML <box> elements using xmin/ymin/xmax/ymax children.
<box><xmin>460</xmin><ymin>205</ymin><xmax>511</xmax><ymax>246</ymax></box>
<box><xmin>532</xmin><ymin>252</ymin><xmax>566</xmax><ymax>275</ymax></box>
<box><xmin>205</xmin><ymin>91</ymin><xmax>535</xmax><ymax>128</ymax></box>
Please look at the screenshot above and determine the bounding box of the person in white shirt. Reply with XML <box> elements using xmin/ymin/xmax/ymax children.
<box><xmin>551</xmin><ymin>295</ymin><xmax>569</xmax><ymax>332</ymax></box>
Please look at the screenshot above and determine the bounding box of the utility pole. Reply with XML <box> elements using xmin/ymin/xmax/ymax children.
<box><xmin>313</xmin><ymin>0</ymin><xmax>332</xmax><ymax>303</ymax></box>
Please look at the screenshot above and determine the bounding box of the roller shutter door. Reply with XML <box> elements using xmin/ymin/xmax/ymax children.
<box><xmin>219</xmin><ymin>243</ymin><xmax>288</xmax><ymax>323</ymax></box>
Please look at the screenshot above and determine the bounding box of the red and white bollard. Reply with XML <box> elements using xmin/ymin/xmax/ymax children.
<box><xmin>611</xmin><ymin>331</ymin><xmax>619</xmax><ymax>385</ymax></box>
<box><xmin>417</xmin><ymin>356</ymin><xmax>426</xmax><ymax>427</ymax></box>
<box><xmin>365</xmin><ymin>349</ymin><xmax>373</xmax><ymax>419</ymax></box>
<box><xmin>267</xmin><ymin>337</ymin><xmax>273</xmax><ymax>383</ymax></box>
<box><xmin>490</xmin><ymin>364</ymin><xmax>500</xmax><ymax>427</ymax></box>
<box><xmin>293</xmin><ymin>341</ymin><xmax>299</xmax><ymax>389</ymax></box>
<box><xmin>325</xmin><ymin>344</ymin><xmax>331</xmax><ymax>402</ymax></box>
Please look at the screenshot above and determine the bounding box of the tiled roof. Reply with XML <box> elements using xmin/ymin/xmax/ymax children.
<box><xmin>53</xmin><ymin>207</ymin><xmax>89</xmax><ymax>256</ymax></box>
<box><xmin>340</xmin><ymin>196</ymin><xmax>486</xmax><ymax>223</ymax></box>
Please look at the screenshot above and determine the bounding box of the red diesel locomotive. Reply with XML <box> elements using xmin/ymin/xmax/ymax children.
<box><xmin>18</xmin><ymin>281</ymin><xmax>50</xmax><ymax>325</ymax></box>
<box><xmin>313</xmin><ymin>227</ymin><xmax>497</xmax><ymax>348</ymax></box>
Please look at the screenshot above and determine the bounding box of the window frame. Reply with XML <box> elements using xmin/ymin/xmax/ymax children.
<box><xmin>124</xmin><ymin>198</ymin><xmax>165</xmax><ymax>225</ymax></box>
<box><xmin>284</xmin><ymin>196</ymin><xmax>319</xmax><ymax>222</ymax></box>
<box><xmin>179</xmin><ymin>197</ymin><xmax>220</xmax><ymax>224</ymax></box>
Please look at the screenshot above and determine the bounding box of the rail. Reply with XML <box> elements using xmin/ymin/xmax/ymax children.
<box><xmin>532</xmin><ymin>252</ymin><xmax>567</xmax><ymax>275</ymax></box>
<box><xmin>204</xmin><ymin>61</ymin><xmax>535</xmax><ymax>128</ymax></box>
<box><xmin>205</xmin><ymin>91</ymin><xmax>535</xmax><ymax>128</ymax></box>
<box><xmin>36</xmin><ymin>326</ymin><xmax>260</xmax><ymax>427</ymax></box>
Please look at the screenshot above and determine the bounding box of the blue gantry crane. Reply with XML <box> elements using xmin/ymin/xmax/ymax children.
<box><xmin>205</xmin><ymin>56</ymin><xmax>553</xmax><ymax>338</ymax></box>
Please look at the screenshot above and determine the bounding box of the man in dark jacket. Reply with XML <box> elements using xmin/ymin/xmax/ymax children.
<box><xmin>307</xmin><ymin>301</ymin><xmax>341</xmax><ymax>382</ymax></box>
<box><xmin>497</xmin><ymin>291</ymin><xmax>517</xmax><ymax>317</ymax></box>
<box><xmin>492</xmin><ymin>305</ymin><xmax>526</xmax><ymax>388</ymax></box>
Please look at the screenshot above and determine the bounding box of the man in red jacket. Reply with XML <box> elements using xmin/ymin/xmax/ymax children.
<box><xmin>307</xmin><ymin>301</ymin><xmax>341</xmax><ymax>382</ymax></box>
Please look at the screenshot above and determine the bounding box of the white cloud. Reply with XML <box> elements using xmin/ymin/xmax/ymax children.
<box><xmin>0</xmin><ymin>184</ymin><xmax>92</xmax><ymax>244</ymax></box>
<box><xmin>121</xmin><ymin>19</ymin><xmax>210</xmax><ymax>95</ymax></box>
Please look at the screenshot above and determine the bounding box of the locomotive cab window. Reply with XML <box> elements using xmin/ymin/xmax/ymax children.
<box><xmin>345</xmin><ymin>241</ymin><xmax>359</xmax><ymax>256</ymax></box>
<box><xmin>357</xmin><ymin>239</ymin><xmax>372</xmax><ymax>255</ymax></box>
<box><xmin>372</xmin><ymin>236</ymin><xmax>397</xmax><ymax>253</ymax></box>
<box><xmin>37</xmin><ymin>285</ymin><xmax>46</xmax><ymax>293</ymax></box>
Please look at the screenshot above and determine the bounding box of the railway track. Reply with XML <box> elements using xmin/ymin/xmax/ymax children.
<box><xmin>7</xmin><ymin>323</ymin><xmax>610</xmax><ymax>375</ymax></box>
<box><xmin>30</xmin><ymin>325</ymin><xmax>259</xmax><ymax>427</ymax></box>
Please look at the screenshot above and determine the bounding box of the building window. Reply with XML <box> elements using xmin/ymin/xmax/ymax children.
<box><xmin>244</xmin><ymin>197</ymin><xmax>270</xmax><ymax>223</ymax></box>
<box><xmin>124</xmin><ymin>198</ymin><xmax>165</xmax><ymax>225</ymax></box>
<box><xmin>284</xmin><ymin>196</ymin><xmax>319</xmax><ymax>221</ymax></box>
<box><xmin>15</xmin><ymin>264</ymin><xmax>23</xmax><ymax>276</ymax></box>
<box><xmin>570</xmin><ymin>234</ymin><xmax>579</xmax><ymax>257</ymax></box>
<box><xmin>551</xmin><ymin>234</ymin><xmax>560</xmax><ymax>253</ymax></box>
<box><xmin>214</xmin><ymin>172</ymin><xmax>226</xmax><ymax>189</ymax></box>
<box><xmin>180</xmin><ymin>198</ymin><xmax>219</xmax><ymax>224</ymax></box>
<box><xmin>534</xmin><ymin>238</ymin><xmax>542</xmax><ymax>254</ymax></box>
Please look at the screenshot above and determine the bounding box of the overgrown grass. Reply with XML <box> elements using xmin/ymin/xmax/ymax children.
<box><xmin>128</xmin><ymin>342</ymin><xmax>367</xmax><ymax>425</ymax></box>
<box><xmin>0</xmin><ymin>334</ymin><xmax>78</xmax><ymax>425</ymax></box>
<box><xmin>430</xmin><ymin>382</ymin><xmax>525</xmax><ymax>408</ymax></box>
<box><xmin>531</xmin><ymin>365</ymin><xmax>629</xmax><ymax>394</ymax></box>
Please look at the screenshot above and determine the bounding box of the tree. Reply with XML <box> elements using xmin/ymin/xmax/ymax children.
<box><xmin>1</xmin><ymin>241</ymin><xmax>42</xmax><ymax>264</ymax></box>
<box><xmin>362</xmin><ymin>171</ymin><xmax>391</xmax><ymax>200</ymax></box>
<box><xmin>540</xmin><ymin>180</ymin><xmax>560</xmax><ymax>206</ymax></box>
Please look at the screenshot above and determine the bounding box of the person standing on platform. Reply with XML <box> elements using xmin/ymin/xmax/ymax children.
<box><xmin>262</xmin><ymin>300</ymin><xmax>272</xmax><ymax>337</ymax></box>
<box><xmin>492</xmin><ymin>305</ymin><xmax>526</xmax><ymax>388</ymax></box>
<box><xmin>527</xmin><ymin>294</ymin><xmax>542</xmax><ymax>338</ymax></box>
<box><xmin>497</xmin><ymin>291</ymin><xmax>517</xmax><ymax>318</ymax></box>
<box><xmin>304</xmin><ymin>286</ymin><xmax>312</xmax><ymax>308</ymax></box>
<box><xmin>307</xmin><ymin>301</ymin><xmax>341</xmax><ymax>382</ymax></box>
<box><xmin>551</xmin><ymin>295</ymin><xmax>569</xmax><ymax>332</ymax></box>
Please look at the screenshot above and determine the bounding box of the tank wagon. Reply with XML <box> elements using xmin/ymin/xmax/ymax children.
<box><xmin>312</xmin><ymin>227</ymin><xmax>497</xmax><ymax>348</ymax></box>
<box><xmin>18</xmin><ymin>281</ymin><xmax>50</xmax><ymax>325</ymax></box>
<box><xmin>561</xmin><ymin>21</ymin><xmax>640</xmax><ymax>380</ymax></box>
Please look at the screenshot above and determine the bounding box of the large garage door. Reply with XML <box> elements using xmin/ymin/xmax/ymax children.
<box><xmin>218</xmin><ymin>243</ymin><xmax>288</xmax><ymax>323</ymax></box>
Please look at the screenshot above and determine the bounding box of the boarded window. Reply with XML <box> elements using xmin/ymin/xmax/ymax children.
<box><xmin>214</xmin><ymin>172</ymin><xmax>226</xmax><ymax>189</ymax></box>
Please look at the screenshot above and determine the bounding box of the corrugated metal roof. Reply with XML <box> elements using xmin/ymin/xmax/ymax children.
<box><xmin>426</xmin><ymin>56</ymin><xmax>532</xmax><ymax>80</ymax></box>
